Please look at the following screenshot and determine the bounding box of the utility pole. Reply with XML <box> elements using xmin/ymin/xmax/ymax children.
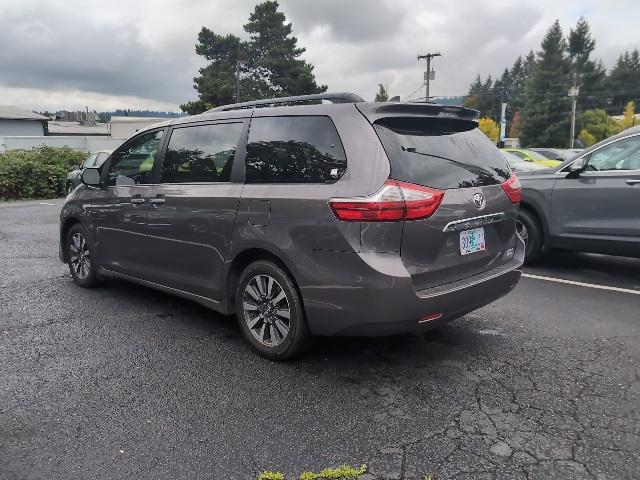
<box><xmin>417</xmin><ymin>52</ymin><xmax>441</xmax><ymax>102</ymax></box>
<box><xmin>568</xmin><ymin>79</ymin><xmax>579</xmax><ymax>149</ymax></box>
<box><xmin>235</xmin><ymin>60</ymin><xmax>241</xmax><ymax>103</ymax></box>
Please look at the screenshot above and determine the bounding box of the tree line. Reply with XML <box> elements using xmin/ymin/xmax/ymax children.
<box><xmin>464</xmin><ymin>18</ymin><xmax>640</xmax><ymax>147</ymax></box>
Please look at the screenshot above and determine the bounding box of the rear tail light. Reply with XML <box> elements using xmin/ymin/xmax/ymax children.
<box><xmin>329</xmin><ymin>179</ymin><xmax>444</xmax><ymax>222</ymax></box>
<box><xmin>501</xmin><ymin>174</ymin><xmax>522</xmax><ymax>204</ymax></box>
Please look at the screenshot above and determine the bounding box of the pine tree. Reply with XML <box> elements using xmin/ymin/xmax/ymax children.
<box><xmin>463</xmin><ymin>75</ymin><xmax>495</xmax><ymax>117</ymax></box>
<box><xmin>374</xmin><ymin>84</ymin><xmax>389</xmax><ymax>102</ymax></box>
<box><xmin>568</xmin><ymin>17</ymin><xmax>607</xmax><ymax>112</ymax></box>
<box><xmin>520</xmin><ymin>21</ymin><xmax>572</xmax><ymax>147</ymax></box>
<box><xmin>607</xmin><ymin>49</ymin><xmax>640</xmax><ymax>112</ymax></box>
<box><xmin>181</xmin><ymin>1</ymin><xmax>326</xmax><ymax>114</ymax></box>
<box><xmin>243</xmin><ymin>1</ymin><xmax>326</xmax><ymax>97</ymax></box>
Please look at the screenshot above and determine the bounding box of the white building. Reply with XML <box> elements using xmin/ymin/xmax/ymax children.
<box><xmin>109</xmin><ymin>116</ymin><xmax>167</xmax><ymax>139</ymax></box>
<box><xmin>0</xmin><ymin>106</ymin><xmax>49</xmax><ymax>136</ymax></box>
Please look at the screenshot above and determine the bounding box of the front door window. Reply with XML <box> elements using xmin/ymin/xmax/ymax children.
<box><xmin>107</xmin><ymin>130</ymin><xmax>164</xmax><ymax>186</ymax></box>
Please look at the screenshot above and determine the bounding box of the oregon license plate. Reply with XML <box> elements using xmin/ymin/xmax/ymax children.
<box><xmin>460</xmin><ymin>227</ymin><xmax>486</xmax><ymax>255</ymax></box>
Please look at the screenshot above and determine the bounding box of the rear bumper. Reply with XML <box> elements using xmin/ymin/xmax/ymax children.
<box><xmin>297</xmin><ymin>239</ymin><xmax>523</xmax><ymax>336</ymax></box>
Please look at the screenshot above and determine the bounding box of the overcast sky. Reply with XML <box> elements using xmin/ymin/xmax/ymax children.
<box><xmin>1</xmin><ymin>0</ymin><xmax>638</xmax><ymax>112</ymax></box>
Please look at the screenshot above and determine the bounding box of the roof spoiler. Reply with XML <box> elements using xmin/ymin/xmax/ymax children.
<box><xmin>356</xmin><ymin>102</ymin><xmax>480</xmax><ymax>124</ymax></box>
<box><xmin>207</xmin><ymin>92</ymin><xmax>365</xmax><ymax>112</ymax></box>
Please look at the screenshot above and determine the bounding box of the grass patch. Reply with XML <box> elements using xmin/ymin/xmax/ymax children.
<box><xmin>258</xmin><ymin>464</ymin><xmax>368</xmax><ymax>480</ymax></box>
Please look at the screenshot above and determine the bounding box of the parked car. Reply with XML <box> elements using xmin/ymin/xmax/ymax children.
<box><xmin>517</xmin><ymin>126</ymin><xmax>640</xmax><ymax>263</ymax></box>
<box><xmin>59</xmin><ymin>93</ymin><xmax>524</xmax><ymax>360</ymax></box>
<box><xmin>501</xmin><ymin>148</ymin><xmax>561</xmax><ymax>168</ymax></box>
<box><xmin>529</xmin><ymin>147</ymin><xmax>580</xmax><ymax>162</ymax></box>
<box><xmin>501</xmin><ymin>150</ymin><xmax>544</xmax><ymax>172</ymax></box>
<box><xmin>66</xmin><ymin>150</ymin><xmax>111</xmax><ymax>194</ymax></box>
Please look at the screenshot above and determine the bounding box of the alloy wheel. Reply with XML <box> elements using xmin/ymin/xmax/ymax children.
<box><xmin>69</xmin><ymin>232</ymin><xmax>91</xmax><ymax>280</ymax></box>
<box><xmin>243</xmin><ymin>274</ymin><xmax>291</xmax><ymax>347</ymax></box>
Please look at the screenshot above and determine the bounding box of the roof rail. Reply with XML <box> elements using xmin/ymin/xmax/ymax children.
<box><xmin>206</xmin><ymin>92</ymin><xmax>365</xmax><ymax>112</ymax></box>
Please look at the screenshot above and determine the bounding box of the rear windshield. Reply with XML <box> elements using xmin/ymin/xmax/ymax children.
<box><xmin>374</xmin><ymin>118</ymin><xmax>510</xmax><ymax>189</ymax></box>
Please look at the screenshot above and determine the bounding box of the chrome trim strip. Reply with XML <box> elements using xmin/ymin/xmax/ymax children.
<box><xmin>442</xmin><ymin>212</ymin><xmax>507</xmax><ymax>232</ymax></box>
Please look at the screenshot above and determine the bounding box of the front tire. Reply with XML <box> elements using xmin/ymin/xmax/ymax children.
<box><xmin>66</xmin><ymin>223</ymin><xmax>101</xmax><ymax>288</ymax></box>
<box><xmin>517</xmin><ymin>209</ymin><xmax>543</xmax><ymax>264</ymax></box>
<box><xmin>235</xmin><ymin>260</ymin><xmax>312</xmax><ymax>360</ymax></box>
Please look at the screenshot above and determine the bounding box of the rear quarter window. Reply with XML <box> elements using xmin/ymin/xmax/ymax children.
<box><xmin>374</xmin><ymin>117</ymin><xmax>510</xmax><ymax>189</ymax></box>
<box><xmin>245</xmin><ymin>116</ymin><xmax>346</xmax><ymax>184</ymax></box>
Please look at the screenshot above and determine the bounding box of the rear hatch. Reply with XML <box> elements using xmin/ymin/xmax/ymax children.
<box><xmin>371</xmin><ymin>114</ymin><xmax>519</xmax><ymax>291</ymax></box>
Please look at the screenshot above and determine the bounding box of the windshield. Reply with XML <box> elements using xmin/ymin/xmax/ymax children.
<box><xmin>526</xmin><ymin>150</ymin><xmax>552</xmax><ymax>161</ymax></box>
<box><xmin>374</xmin><ymin>118</ymin><xmax>510</xmax><ymax>190</ymax></box>
<box><xmin>502</xmin><ymin>152</ymin><xmax>543</xmax><ymax>171</ymax></box>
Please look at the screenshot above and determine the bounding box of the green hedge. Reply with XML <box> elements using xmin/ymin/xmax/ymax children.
<box><xmin>0</xmin><ymin>146</ymin><xmax>87</xmax><ymax>200</ymax></box>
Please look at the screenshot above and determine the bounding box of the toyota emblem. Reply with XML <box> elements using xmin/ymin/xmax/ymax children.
<box><xmin>473</xmin><ymin>193</ymin><xmax>486</xmax><ymax>210</ymax></box>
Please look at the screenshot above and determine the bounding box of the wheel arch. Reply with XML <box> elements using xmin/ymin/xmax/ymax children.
<box><xmin>60</xmin><ymin>217</ymin><xmax>83</xmax><ymax>262</ymax></box>
<box><xmin>519</xmin><ymin>200</ymin><xmax>548</xmax><ymax>242</ymax></box>
<box><xmin>225</xmin><ymin>247</ymin><xmax>302</xmax><ymax>315</ymax></box>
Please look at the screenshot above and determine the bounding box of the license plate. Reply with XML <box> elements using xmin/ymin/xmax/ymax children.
<box><xmin>460</xmin><ymin>227</ymin><xmax>486</xmax><ymax>255</ymax></box>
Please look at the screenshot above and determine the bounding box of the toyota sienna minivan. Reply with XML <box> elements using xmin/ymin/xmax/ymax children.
<box><xmin>59</xmin><ymin>93</ymin><xmax>524</xmax><ymax>360</ymax></box>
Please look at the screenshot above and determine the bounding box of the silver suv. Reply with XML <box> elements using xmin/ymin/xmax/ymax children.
<box><xmin>59</xmin><ymin>93</ymin><xmax>524</xmax><ymax>360</ymax></box>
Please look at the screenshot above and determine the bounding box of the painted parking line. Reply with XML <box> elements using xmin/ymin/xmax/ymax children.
<box><xmin>522</xmin><ymin>272</ymin><xmax>640</xmax><ymax>295</ymax></box>
<box><xmin>39</xmin><ymin>202</ymin><xmax>62</xmax><ymax>206</ymax></box>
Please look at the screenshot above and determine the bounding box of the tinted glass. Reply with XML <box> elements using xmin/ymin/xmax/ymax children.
<box><xmin>535</xmin><ymin>150</ymin><xmax>555</xmax><ymax>159</ymax></box>
<box><xmin>527</xmin><ymin>150</ymin><xmax>552</xmax><ymax>161</ymax></box>
<box><xmin>375</xmin><ymin>118</ymin><xmax>509</xmax><ymax>189</ymax></box>
<box><xmin>508</xmin><ymin>150</ymin><xmax>527</xmax><ymax>160</ymax></box>
<box><xmin>245</xmin><ymin>116</ymin><xmax>346</xmax><ymax>184</ymax></box>
<box><xmin>82</xmin><ymin>153</ymin><xmax>98</xmax><ymax>168</ymax></box>
<box><xmin>95</xmin><ymin>152</ymin><xmax>110</xmax><ymax>167</ymax></box>
<box><xmin>586</xmin><ymin>136</ymin><xmax>640</xmax><ymax>171</ymax></box>
<box><xmin>161</xmin><ymin>123</ymin><xmax>243</xmax><ymax>183</ymax></box>
<box><xmin>107</xmin><ymin>130</ymin><xmax>163</xmax><ymax>186</ymax></box>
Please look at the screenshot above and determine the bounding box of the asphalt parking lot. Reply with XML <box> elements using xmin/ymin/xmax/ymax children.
<box><xmin>1</xmin><ymin>200</ymin><xmax>639</xmax><ymax>480</ymax></box>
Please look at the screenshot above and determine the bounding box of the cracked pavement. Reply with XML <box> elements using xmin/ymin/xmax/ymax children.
<box><xmin>1</xmin><ymin>200</ymin><xmax>639</xmax><ymax>479</ymax></box>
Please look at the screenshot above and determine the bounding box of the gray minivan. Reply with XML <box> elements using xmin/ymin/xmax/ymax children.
<box><xmin>59</xmin><ymin>93</ymin><xmax>524</xmax><ymax>359</ymax></box>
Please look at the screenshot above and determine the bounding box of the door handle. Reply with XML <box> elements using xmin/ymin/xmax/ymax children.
<box><xmin>626</xmin><ymin>179</ymin><xmax>640</xmax><ymax>185</ymax></box>
<box><xmin>131</xmin><ymin>196</ymin><xmax>146</xmax><ymax>204</ymax></box>
<box><xmin>148</xmin><ymin>195</ymin><xmax>165</xmax><ymax>205</ymax></box>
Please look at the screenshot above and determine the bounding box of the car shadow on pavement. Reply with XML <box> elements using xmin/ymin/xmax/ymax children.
<box><xmin>526</xmin><ymin>249</ymin><xmax>640</xmax><ymax>289</ymax></box>
<box><xmin>99</xmin><ymin>276</ymin><xmax>496</xmax><ymax>370</ymax></box>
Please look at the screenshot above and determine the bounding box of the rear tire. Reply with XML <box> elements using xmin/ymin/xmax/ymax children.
<box><xmin>517</xmin><ymin>209</ymin><xmax>543</xmax><ymax>264</ymax></box>
<box><xmin>235</xmin><ymin>260</ymin><xmax>312</xmax><ymax>360</ymax></box>
<box><xmin>66</xmin><ymin>223</ymin><xmax>101</xmax><ymax>288</ymax></box>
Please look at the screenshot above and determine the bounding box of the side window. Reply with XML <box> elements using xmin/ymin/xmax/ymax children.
<box><xmin>161</xmin><ymin>123</ymin><xmax>243</xmax><ymax>183</ymax></box>
<box><xmin>82</xmin><ymin>154</ymin><xmax>98</xmax><ymax>169</ymax></box>
<box><xmin>245</xmin><ymin>116</ymin><xmax>347</xmax><ymax>184</ymax></box>
<box><xmin>95</xmin><ymin>152</ymin><xmax>109</xmax><ymax>167</ymax></box>
<box><xmin>107</xmin><ymin>130</ymin><xmax>164</xmax><ymax>186</ymax></box>
<box><xmin>586</xmin><ymin>136</ymin><xmax>640</xmax><ymax>172</ymax></box>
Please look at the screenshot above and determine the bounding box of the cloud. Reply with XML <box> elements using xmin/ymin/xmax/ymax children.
<box><xmin>0</xmin><ymin>3</ymin><xmax>197</xmax><ymax>104</ymax></box>
<box><xmin>282</xmin><ymin>0</ymin><xmax>406</xmax><ymax>42</ymax></box>
<box><xmin>0</xmin><ymin>0</ymin><xmax>638</xmax><ymax>111</ymax></box>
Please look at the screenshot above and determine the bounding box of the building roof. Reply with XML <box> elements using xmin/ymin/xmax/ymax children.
<box><xmin>0</xmin><ymin>106</ymin><xmax>49</xmax><ymax>121</ymax></box>
<box><xmin>109</xmin><ymin>116</ymin><xmax>167</xmax><ymax>123</ymax></box>
<box><xmin>47</xmin><ymin>121</ymin><xmax>110</xmax><ymax>136</ymax></box>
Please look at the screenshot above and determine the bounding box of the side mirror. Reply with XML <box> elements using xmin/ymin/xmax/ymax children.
<box><xmin>566</xmin><ymin>158</ymin><xmax>586</xmax><ymax>178</ymax></box>
<box><xmin>81</xmin><ymin>168</ymin><xmax>102</xmax><ymax>186</ymax></box>
<box><xmin>70</xmin><ymin>165</ymin><xmax>80</xmax><ymax>171</ymax></box>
